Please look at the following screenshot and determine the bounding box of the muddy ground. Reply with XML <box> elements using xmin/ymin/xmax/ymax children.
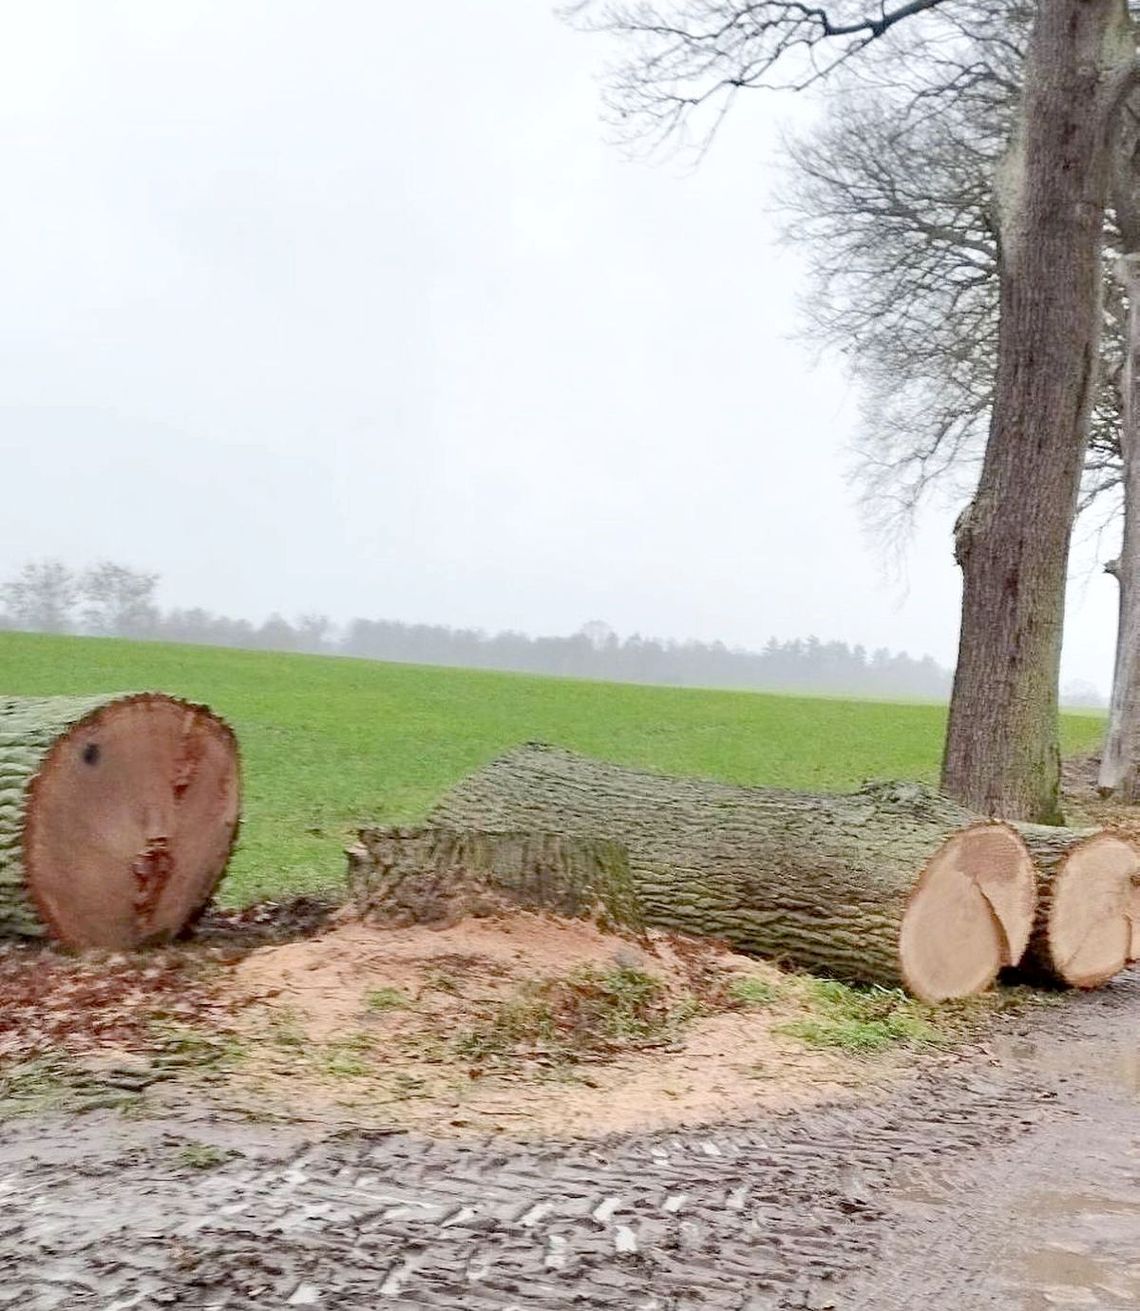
<box><xmin>5</xmin><ymin>754</ymin><xmax>1139</xmax><ymax>1310</ymax></box>
<box><xmin>0</xmin><ymin>907</ymin><xmax>944</xmax><ymax>1136</ymax></box>
<box><xmin>0</xmin><ymin>969</ymin><xmax>1137</xmax><ymax>1309</ymax></box>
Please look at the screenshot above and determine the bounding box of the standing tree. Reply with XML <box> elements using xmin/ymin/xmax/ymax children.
<box><xmin>779</xmin><ymin>6</ymin><xmax>1125</xmax><ymax>539</ymax></box>
<box><xmin>80</xmin><ymin>561</ymin><xmax>160</xmax><ymax>637</ymax></box>
<box><xmin>1</xmin><ymin>560</ymin><xmax>79</xmax><ymax>634</ymax></box>
<box><xmin>1097</xmin><ymin>109</ymin><xmax>1140</xmax><ymax>796</ymax></box>
<box><xmin>258</xmin><ymin>613</ymin><xmax>301</xmax><ymax>651</ymax></box>
<box><xmin>295</xmin><ymin>613</ymin><xmax>332</xmax><ymax>653</ymax></box>
<box><xmin>941</xmin><ymin>1</ymin><xmax>1135</xmax><ymax>820</ymax></box>
<box><xmin>1100</xmin><ymin>255</ymin><xmax>1140</xmax><ymax>795</ymax></box>
<box><xmin>570</xmin><ymin>0</ymin><xmax>1138</xmax><ymax>820</ymax></box>
<box><xmin>780</xmin><ymin>13</ymin><xmax>1140</xmax><ymax>796</ymax></box>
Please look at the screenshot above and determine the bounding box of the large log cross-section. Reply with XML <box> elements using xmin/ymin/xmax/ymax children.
<box><xmin>0</xmin><ymin>692</ymin><xmax>240</xmax><ymax>948</ymax></box>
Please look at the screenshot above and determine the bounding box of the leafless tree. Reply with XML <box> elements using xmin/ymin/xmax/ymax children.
<box><xmin>565</xmin><ymin>0</ymin><xmax>963</xmax><ymax>153</ymax></box>
<box><xmin>784</xmin><ymin>85</ymin><xmax>1005</xmax><ymax>539</ymax></box>
<box><xmin>780</xmin><ymin>5</ymin><xmax>1125</xmax><ymax>540</ymax></box>
<box><xmin>1</xmin><ymin>560</ymin><xmax>79</xmax><ymax>634</ymax></box>
<box><xmin>1096</xmin><ymin>101</ymin><xmax>1140</xmax><ymax>795</ymax></box>
<box><xmin>569</xmin><ymin>0</ymin><xmax>1139</xmax><ymax>821</ymax></box>
<box><xmin>781</xmin><ymin>11</ymin><xmax>1140</xmax><ymax>802</ymax></box>
<box><xmin>80</xmin><ymin>561</ymin><xmax>159</xmax><ymax>638</ymax></box>
<box><xmin>296</xmin><ymin>613</ymin><xmax>333</xmax><ymax>653</ymax></box>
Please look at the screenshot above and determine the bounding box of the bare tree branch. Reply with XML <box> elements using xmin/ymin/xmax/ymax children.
<box><xmin>562</xmin><ymin>0</ymin><xmax>955</xmax><ymax>152</ymax></box>
<box><xmin>776</xmin><ymin>2</ymin><xmax>1127</xmax><ymax>541</ymax></box>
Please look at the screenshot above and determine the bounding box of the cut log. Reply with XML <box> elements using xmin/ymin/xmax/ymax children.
<box><xmin>0</xmin><ymin>692</ymin><xmax>240</xmax><ymax>948</ymax></box>
<box><xmin>1016</xmin><ymin>825</ymin><xmax>1140</xmax><ymax>988</ymax></box>
<box><xmin>430</xmin><ymin>744</ymin><xmax>1037</xmax><ymax>1001</ymax></box>
<box><xmin>347</xmin><ymin>827</ymin><xmax>642</xmax><ymax>931</ymax></box>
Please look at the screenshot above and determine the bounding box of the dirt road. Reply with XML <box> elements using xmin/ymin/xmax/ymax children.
<box><xmin>1</xmin><ymin>978</ymin><xmax>1138</xmax><ymax>1310</ymax></box>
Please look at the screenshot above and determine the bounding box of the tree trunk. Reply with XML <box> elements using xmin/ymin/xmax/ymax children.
<box><xmin>0</xmin><ymin>693</ymin><xmax>240</xmax><ymax>948</ymax></box>
<box><xmin>347</xmin><ymin>827</ymin><xmax>642</xmax><ymax>931</ymax></box>
<box><xmin>1100</xmin><ymin>255</ymin><xmax>1140</xmax><ymax>797</ymax></box>
<box><xmin>430</xmin><ymin>744</ymin><xmax>1037</xmax><ymax>1001</ymax></box>
<box><xmin>1017</xmin><ymin>824</ymin><xmax>1140</xmax><ymax>986</ymax></box>
<box><xmin>942</xmin><ymin>0</ymin><xmax>1135</xmax><ymax>822</ymax></box>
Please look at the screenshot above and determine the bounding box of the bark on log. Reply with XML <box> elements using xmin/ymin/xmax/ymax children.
<box><xmin>430</xmin><ymin>744</ymin><xmax>1037</xmax><ymax>1001</ymax></box>
<box><xmin>347</xmin><ymin>827</ymin><xmax>642</xmax><ymax>931</ymax></box>
<box><xmin>0</xmin><ymin>692</ymin><xmax>240</xmax><ymax>948</ymax></box>
<box><xmin>1017</xmin><ymin>825</ymin><xmax>1140</xmax><ymax>987</ymax></box>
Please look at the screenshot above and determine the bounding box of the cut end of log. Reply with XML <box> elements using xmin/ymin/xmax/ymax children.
<box><xmin>22</xmin><ymin>693</ymin><xmax>240</xmax><ymax>949</ymax></box>
<box><xmin>899</xmin><ymin>824</ymin><xmax>1036</xmax><ymax>1003</ymax></box>
<box><xmin>1043</xmin><ymin>833</ymin><xmax>1139</xmax><ymax>988</ymax></box>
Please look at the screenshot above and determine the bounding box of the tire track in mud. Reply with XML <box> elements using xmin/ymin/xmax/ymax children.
<box><xmin>0</xmin><ymin>981</ymin><xmax>1137</xmax><ymax>1310</ymax></box>
<box><xmin>843</xmin><ymin>978</ymin><xmax>1140</xmax><ymax>1310</ymax></box>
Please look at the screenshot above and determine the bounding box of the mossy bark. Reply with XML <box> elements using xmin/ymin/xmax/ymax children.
<box><xmin>348</xmin><ymin>827</ymin><xmax>643</xmax><ymax>931</ymax></box>
<box><xmin>430</xmin><ymin>744</ymin><xmax>1028</xmax><ymax>991</ymax></box>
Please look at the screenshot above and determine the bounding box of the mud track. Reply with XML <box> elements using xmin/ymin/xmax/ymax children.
<box><xmin>2</xmin><ymin>978</ymin><xmax>1139</xmax><ymax>1309</ymax></box>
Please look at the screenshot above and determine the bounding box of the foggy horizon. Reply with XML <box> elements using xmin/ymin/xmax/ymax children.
<box><xmin>0</xmin><ymin>2</ymin><xmax>1122</xmax><ymax>696</ymax></box>
<box><xmin>0</xmin><ymin>554</ymin><xmax>1111</xmax><ymax>708</ymax></box>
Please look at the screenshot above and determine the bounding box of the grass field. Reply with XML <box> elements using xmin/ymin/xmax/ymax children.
<box><xmin>0</xmin><ymin>632</ymin><xmax>1106</xmax><ymax>905</ymax></box>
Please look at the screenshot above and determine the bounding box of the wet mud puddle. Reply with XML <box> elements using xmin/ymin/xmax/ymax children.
<box><xmin>1009</xmin><ymin>1036</ymin><xmax>1140</xmax><ymax>1310</ymax></box>
<box><xmin>865</xmin><ymin>1023</ymin><xmax>1140</xmax><ymax>1310</ymax></box>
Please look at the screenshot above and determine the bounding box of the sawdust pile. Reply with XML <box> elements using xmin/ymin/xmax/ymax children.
<box><xmin>221</xmin><ymin>911</ymin><xmax>876</xmax><ymax>1137</ymax></box>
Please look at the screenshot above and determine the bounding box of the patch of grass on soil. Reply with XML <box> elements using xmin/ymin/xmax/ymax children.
<box><xmin>454</xmin><ymin>965</ymin><xmax>694</xmax><ymax>1066</ymax></box>
<box><xmin>365</xmin><ymin>986</ymin><xmax>410</xmax><ymax>1012</ymax></box>
<box><xmin>321</xmin><ymin>1033</ymin><xmax>375</xmax><ymax>1079</ymax></box>
<box><xmin>0</xmin><ymin>1054</ymin><xmax>136</xmax><ymax>1116</ymax></box>
<box><xmin>173</xmin><ymin>1141</ymin><xmax>231</xmax><ymax>1170</ymax></box>
<box><xmin>727</xmin><ymin>976</ymin><xmax>780</xmax><ymax>1008</ymax></box>
<box><xmin>0</xmin><ymin>942</ymin><xmax>252</xmax><ymax>1118</ymax></box>
<box><xmin>779</xmin><ymin>980</ymin><xmax>944</xmax><ymax>1053</ymax></box>
<box><xmin>148</xmin><ymin>1021</ymin><xmax>250</xmax><ymax>1074</ymax></box>
<box><xmin>0</xmin><ymin>630</ymin><xmax>1105</xmax><ymax>905</ymax></box>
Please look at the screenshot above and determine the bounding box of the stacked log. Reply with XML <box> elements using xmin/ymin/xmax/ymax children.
<box><xmin>422</xmin><ymin>744</ymin><xmax>1039</xmax><ymax>1001</ymax></box>
<box><xmin>0</xmin><ymin>692</ymin><xmax>240</xmax><ymax>948</ymax></box>
<box><xmin>1017</xmin><ymin>825</ymin><xmax>1140</xmax><ymax>987</ymax></box>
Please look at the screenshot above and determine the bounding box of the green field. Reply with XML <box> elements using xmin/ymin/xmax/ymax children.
<box><xmin>0</xmin><ymin>632</ymin><xmax>1106</xmax><ymax>905</ymax></box>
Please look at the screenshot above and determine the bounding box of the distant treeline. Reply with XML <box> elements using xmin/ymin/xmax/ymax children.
<box><xmin>0</xmin><ymin>556</ymin><xmax>981</xmax><ymax>701</ymax></box>
<box><xmin>340</xmin><ymin>617</ymin><xmax>954</xmax><ymax>698</ymax></box>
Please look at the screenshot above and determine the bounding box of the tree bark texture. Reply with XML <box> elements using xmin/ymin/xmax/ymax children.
<box><xmin>942</xmin><ymin>0</ymin><xmax>1135</xmax><ymax>822</ymax></box>
<box><xmin>430</xmin><ymin>745</ymin><xmax>1037</xmax><ymax>1001</ymax></box>
<box><xmin>1100</xmin><ymin>256</ymin><xmax>1140</xmax><ymax>796</ymax></box>
<box><xmin>0</xmin><ymin>692</ymin><xmax>240</xmax><ymax>948</ymax></box>
<box><xmin>347</xmin><ymin>827</ymin><xmax>643</xmax><ymax>931</ymax></box>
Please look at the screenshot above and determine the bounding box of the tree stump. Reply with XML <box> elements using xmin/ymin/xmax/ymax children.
<box><xmin>0</xmin><ymin>692</ymin><xmax>240</xmax><ymax>948</ymax></box>
<box><xmin>1016</xmin><ymin>825</ymin><xmax>1140</xmax><ymax>987</ymax></box>
<box><xmin>430</xmin><ymin>744</ymin><xmax>1038</xmax><ymax>1001</ymax></box>
<box><xmin>347</xmin><ymin>827</ymin><xmax>642</xmax><ymax>931</ymax></box>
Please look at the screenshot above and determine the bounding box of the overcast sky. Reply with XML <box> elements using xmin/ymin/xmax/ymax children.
<box><xmin>0</xmin><ymin>1</ymin><xmax>1120</xmax><ymax>691</ymax></box>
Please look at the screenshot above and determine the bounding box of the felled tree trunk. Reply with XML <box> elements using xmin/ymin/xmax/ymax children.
<box><xmin>1017</xmin><ymin>825</ymin><xmax>1140</xmax><ymax>987</ymax></box>
<box><xmin>347</xmin><ymin>827</ymin><xmax>642</xmax><ymax>931</ymax></box>
<box><xmin>430</xmin><ymin>745</ymin><xmax>1037</xmax><ymax>1001</ymax></box>
<box><xmin>0</xmin><ymin>692</ymin><xmax>240</xmax><ymax>948</ymax></box>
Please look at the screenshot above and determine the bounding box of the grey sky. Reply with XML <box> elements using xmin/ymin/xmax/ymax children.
<box><xmin>0</xmin><ymin>1</ymin><xmax>1118</xmax><ymax>691</ymax></box>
